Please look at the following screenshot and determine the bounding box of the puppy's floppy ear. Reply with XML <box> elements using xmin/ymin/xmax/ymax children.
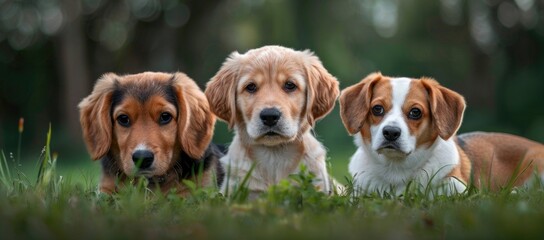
<box><xmin>339</xmin><ymin>72</ymin><xmax>382</xmax><ymax>135</ymax></box>
<box><xmin>78</xmin><ymin>73</ymin><xmax>118</xmax><ymax>160</ymax></box>
<box><xmin>421</xmin><ymin>78</ymin><xmax>466</xmax><ymax>140</ymax></box>
<box><xmin>205</xmin><ymin>52</ymin><xmax>242</xmax><ymax>129</ymax></box>
<box><xmin>172</xmin><ymin>73</ymin><xmax>216</xmax><ymax>159</ymax></box>
<box><xmin>302</xmin><ymin>50</ymin><xmax>340</xmax><ymax>126</ymax></box>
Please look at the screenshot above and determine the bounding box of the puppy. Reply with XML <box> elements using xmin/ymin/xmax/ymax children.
<box><xmin>79</xmin><ymin>72</ymin><xmax>224</xmax><ymax>195</ymax></box>
<box><xmin>205</xmin><ymin>46</ymin><xmax>340</xmax><ymax>195</ymax></box>
<box><xmin>340</xmin><ymin>72</ymin><xmax>544</xmax><ymax>195</ymax></box>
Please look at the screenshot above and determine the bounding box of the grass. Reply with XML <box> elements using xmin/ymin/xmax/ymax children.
<box><xmin>2</xmin><ymin>128</ymin><xmax>544</xmax><ymax>239</ymax></box>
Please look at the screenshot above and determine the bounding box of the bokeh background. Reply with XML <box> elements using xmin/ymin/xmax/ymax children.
<box><xmin>1</xmin><ymin>0</ymin><xmax>543</xmax><ymax>181</ymax></box>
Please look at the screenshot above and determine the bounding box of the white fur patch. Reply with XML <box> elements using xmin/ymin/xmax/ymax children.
<box><xmin>134</xmin><ymin>143</ymin><xmax>149</xmax><ymax>152</ymax></box>
<box><xmin>350</xmin><ymin>137</ymin><xmax>461</xmax><ymax>196</ymax></box>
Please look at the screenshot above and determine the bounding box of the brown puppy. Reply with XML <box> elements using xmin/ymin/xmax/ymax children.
<box><xmin>340</xmin><ymin>72</ymin><xmax>544</xmax><ymax>195</ymax></box>
<box><xmin>79</xmin><ymin>72</ymin><xmax>223</xmax><ymax>195</ymax></box>
<box><xmin>205</xmin><ymin>46</ymin><xmax>340</xmax><ymax>195</ymax></box>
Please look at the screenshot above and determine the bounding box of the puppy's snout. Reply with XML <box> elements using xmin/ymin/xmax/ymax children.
<box><xmin>132</xmin><ymin>150</ymin><xmax>154</xmax><ymax>169</ymax></box>
<box><xmin>383</xmin><ymin>126</ymin><xmax>401</xmax><ymax>141</ymax></box>
<box><xmin>260</xmin><ymin>108</ymin><xmax>282</xmax><ymax>127</ymax></box>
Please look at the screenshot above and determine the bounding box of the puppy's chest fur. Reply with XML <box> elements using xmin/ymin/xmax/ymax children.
<box><xmin>250</xmin><ymin>144</ymin><xmax>303</xmax><ymax>182</ymax></box>
<box><xmin>221</xmin><ymin>132</ymin><xmax>328</xmax><ymax>192</ymax></box>
<box><xmin>349</xmin><ymin>135</ymin><xmax>463</xmax><ymax>194</ymax></box>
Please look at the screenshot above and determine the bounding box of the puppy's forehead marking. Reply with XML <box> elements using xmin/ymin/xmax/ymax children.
<box><xmin>135</xmin><ymin>144</ymin><xmax>149</xmax><ymax>151</ymax></box>
<box><xmin>390</xmin><ymin>78</ymin><xmax>412</xmax><ymax>107</ymax></box>
<box><xmin>118</xmin><ymin>79</ymin><xmax>177</xmax><ymax>105</ymax></box>
<box><xmin>112</xmin><ymin>78</ymin><xmax>179</xmax><ymax>119</ymax></box>
<box><xmin>375</xmin><ymin>77</ymin><xmax>412</xmax><ymax>133</ymax></box>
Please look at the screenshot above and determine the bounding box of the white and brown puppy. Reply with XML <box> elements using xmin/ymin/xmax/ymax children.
<box><xmin>205</xmin><ymin>46</ymin><xmax>339</xmax><ymax>195</ymax></box>
<box><xmin>340</xmin><ymin>72</ymin><xmax>544</xmax><ymax>195</ymax></box>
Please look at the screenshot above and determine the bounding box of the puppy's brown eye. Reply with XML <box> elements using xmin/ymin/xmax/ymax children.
<box><xmin>245</xmin><ymin>83</ymin><xmax>257</xmax><ymax>93</ymax></box>
<box><xmin>117</xmin><ymin>114</ymin><xmax>130</xmax><ymax>127</ymax></box>
<box><xmin>371</xmin><ymin>105</ymin><xmax>384</xmax><ymax>116</ymax></box>
<box><xmin>159</xmin><ymin>112</ymin><xmax>173</xmax><ymax>125</ymax></box>
<box><xmin>408</xmin><ymin>108</ymin><xmax>422</xmax><ymax>120</ymax></box>
<box><xmin>283</xmin><ymin>81</ymin><xmax>297</xmax><ymax>92</ymax></box>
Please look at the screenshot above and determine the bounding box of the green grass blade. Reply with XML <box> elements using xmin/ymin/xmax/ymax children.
<box><xmin>0</xmin><ymin>150</ymin><xmax>12</xmax><ymax>190</ymax></box>
<box><xmin>230</xmin><ymin>162</ymin><xmax>256</xmax><ymax>202</ymax></box>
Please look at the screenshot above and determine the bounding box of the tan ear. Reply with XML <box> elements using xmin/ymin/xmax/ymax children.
<box><xmin>339</xmin><ymin>72</ymin><xmax>382</xmax><ymax>135</ymax></box>
<box><xmin>78</xmin><ymin>73</ymin><xmax>118</xmax><ymax>160</ymax></box>
<box><xmin>205</xmin><ymin>52</ymin><xmax>242</xmax><ymax>129</ymax></box>
<box><xmin>421</xmin><ymin>78</ymin><xmax>466</xmax><ymax>140</ymax></box>
<box><xmin>172</xmin><ymin>73</ymin><xmax>216</xmax><ymax>159</ymax></box>
<box><xmin>302</xmin><ymin>50</ymin><xmax>340</xmax><ymax>126</ymax></box>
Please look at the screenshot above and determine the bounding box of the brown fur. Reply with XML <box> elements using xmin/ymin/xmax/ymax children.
<box><xmin>458</xmin><ymin>132</ymin><xmax>544</xmax><ymax>190</ymax></box>
<box><xmin>204</xmin><ymin>53</ymin><xmax>241</xmax><ymax>128</ymax></box>
<box><xmin>420</xmin><ymin>78</ymin><xmax>466</xmax><ymax>140</ymax></box>
<box><xmin>79</xmin><ymin>73</ymin><xmax>117</xmax><ymax>160</ymax></box>
<box><xmin>448</xmin><ymin>144</ymin><xmax>472</xmax><ymax>186</ymax></box>
<box><xmin>79</xmin><ymin>72</ymin><xmax>222</xmax><ymax>195</ymax></box>
<box><xmin>402</xmin><ymin>80</ymin><xmax>430</xmax><ymax>147</ymax></box>
<box><xmin>339</xmin><ymin>72</ymin><xmax>383</xmax><ymax>135</ymax></box>
<box><xmin>304</xmin><ymin>52</ymin><xmax>340</xmax><ymax>126</ymax></box>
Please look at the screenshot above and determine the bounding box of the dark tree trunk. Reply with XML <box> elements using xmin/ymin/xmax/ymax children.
<box><xmin>57</xmin><ymin>15</ymin><xmax>90</xmax><ymax>141</ymax></box>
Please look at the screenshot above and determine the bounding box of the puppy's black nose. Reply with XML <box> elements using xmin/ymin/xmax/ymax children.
<box><xmin>132</xmin><ymin>150</ymin><xmax>154</xmax><ymax>169</ymax></box>
<box><xmin>383</xmin><ymin>126</ymin><xmax>401</xmax><ymax>141</ymax></box>
<box><xmin>260</xmin><ymin>108</ymin><xmax>282</xmax><ymax>127</ymax></box>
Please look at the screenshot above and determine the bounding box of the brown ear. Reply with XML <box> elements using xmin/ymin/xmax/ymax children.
<box><xmin>78</xmin><ymin>73</ymin><xmax>118</xmax><ymax>160</ymax></box>
<box><xmin>339</xmin><ymin>72</ymin><xmax>382</xmax><ymax>135</ymax></box>
<box><xmin>421</xmin><ymin>78</ymin><xmax>466</xmax><ymax>140</ymax></box>
<box><xmin>205</xmin><ymin>52</ymin><xmax>242</xmax><ymax>129</ymax></box>
<box><xmin>172</xmin><ymin>73</ymin><xmax>216</xmax><ymax>159</ymax></box>
<box><xmin>302</xmin><ymin>50</ymin><xmax>340</xmax><ymax>126</ymax></box>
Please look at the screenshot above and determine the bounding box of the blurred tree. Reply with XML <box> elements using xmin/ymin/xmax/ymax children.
<box><xmin>57</xmin><ymin>0</ymin><xmax>90</xmax><ymax>140</ymax></box>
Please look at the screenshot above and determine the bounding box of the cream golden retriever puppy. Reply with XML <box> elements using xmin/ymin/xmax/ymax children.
<box><xmin>205</xmin><ymin>46</ymin><xmax>340</xmax><ymax>195</ymax></box>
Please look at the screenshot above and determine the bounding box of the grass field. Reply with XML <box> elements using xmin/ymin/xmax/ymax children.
<box><xmin>2</xmin><ymin>129</ymin><xmax>544</xmax><ymax>239</ymax></box>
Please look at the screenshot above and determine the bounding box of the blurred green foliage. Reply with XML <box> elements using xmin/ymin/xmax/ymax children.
<box><xmin>0</xmin><ymin>0</ymin><xmax>543</xmax><ymax>173</ymax></box>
